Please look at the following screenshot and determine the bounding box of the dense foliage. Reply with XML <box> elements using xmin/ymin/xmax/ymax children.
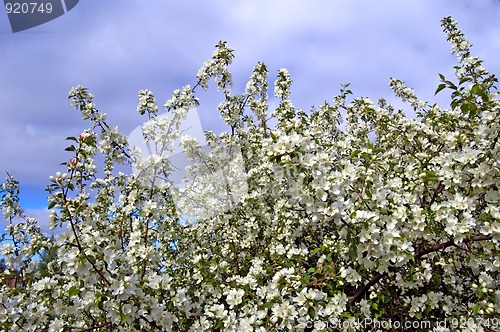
<box><xmin>1</xmin><ymin>17</ymin><xmax>499</xmax><ymax>331</ymax></box>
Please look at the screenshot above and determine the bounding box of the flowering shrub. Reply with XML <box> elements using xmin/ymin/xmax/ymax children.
<box><xmin>1</xmin><ymin>17</ymin><xmax>500</xmax><ymax>331</ymax></box>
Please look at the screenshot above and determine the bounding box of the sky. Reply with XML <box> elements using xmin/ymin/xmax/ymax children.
<box><xmin>1</xmin><ymin>0</ymin><xmax>500</xmax><ymax>232</ymax></box>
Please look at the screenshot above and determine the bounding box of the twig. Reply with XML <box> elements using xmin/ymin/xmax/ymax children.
<box><xmin>76</xmin><ymin>322</ymin><xmax>112</xmax><ymax>332</ymax></box>
<box><xmin>348</xmin><ymin>234</ymin><xmax>493</xmax><ymax>306</ymax></box>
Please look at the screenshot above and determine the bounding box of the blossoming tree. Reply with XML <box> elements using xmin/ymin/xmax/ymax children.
<box><xmin>1</xmin><ymin>17</ymin><xmax>499</xmax><ymax>331</ymax></box>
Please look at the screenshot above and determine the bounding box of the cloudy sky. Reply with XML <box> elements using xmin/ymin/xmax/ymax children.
<box><xmin>1</xmin><ymin>0</ymin><xmax>499</xmax><ymax>231</ymax></box>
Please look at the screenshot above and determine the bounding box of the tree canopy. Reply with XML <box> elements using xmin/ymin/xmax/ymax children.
<box><xmin>1</xmin><ymin>17</ymin><xmax>499</xmax><ymax>331</ymax></box>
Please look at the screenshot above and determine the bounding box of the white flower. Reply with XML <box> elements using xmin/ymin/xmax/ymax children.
<box><xmin>226</xmin><ymin>288</ymin><xmax>245</xmax><ymax>309</ymax></box>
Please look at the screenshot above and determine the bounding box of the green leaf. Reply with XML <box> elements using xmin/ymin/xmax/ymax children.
<box><xmin>434</xmin><ymin>83</ymin><xmax>446</xmax><ymax>95</ymax></box>
<box><xmin>459</xmin><ymin>77</ymin><xmax>472</xmax><ymax>85</ymax></box>
<box><xmin>433</xmin><ymin>274</ymin><xmax>441</xmax><ymax>286</ymax></box>
<box><xmin>86</xmin><ymin>255</ymin><xmax>96</xmax><ymax>265</ymax></box>
<box><xmin>301</xmin><ymin>275</ymin><xmax>310</xmax><ymax>285</ymax></box>
<box><xmin>438</xmin><ymin>73</ymin><xmax>446</xmax><ymax>81</ymax></box>
<box><xmin>65</xmin><ymin>136</ymin><xmax>78</xmax><ymax>142</ymax></box>
<box><xmin>47</xmin><ymin>201</ymin><xmax>56</xmax><ymax>210</ymax></box>
<box><xmin>308</xmin><ymin>307</ymin><xmax>316</xmax><ymax>319</ymax></box>
<box><xmin>446</xmin><ymin>80</ymin><xmax>457</xmax><ymax>90</ymax></box>
<box><xmin>424</xmin><ymin>170</ymin><xmax>439</xmax><ymax>182</ymax></box>
<box><xmin>348</xmin><ymin>244</ymin><xmax>357</xmax><ymax>259</ymax></box>
<box><xmin>480</xmin><ymin>92</ymin><xmax>489</xmax><ymax>103</ymax></box>
<box><xmin>65</xmin><ymin>145</ymin><xmax>76</xmax><ymax>152</ymax></box>
<box><xmin>69</xmin><ymin>286</ymin><xmax>80</xmax><ymax>297</ymax></box>
<box><xmin>350</xmin><ymin>150</ymin><xmax>361</xmax><ymax>158</ymax></box>
<box><xmin>479</xmin><ymin>213</ymin><xmax>490</xmax><ymax>221</ymax></box>
<box><xmin>263</xmin><ymin>301</ymin><xmax>274</xmax><ymax>309</ymax></box>
<box><xmin>471</xmin><ymin>83</ymin><xmax>480</xmax><ymax>95</ymax></box>
<box><xmin>214</xmin><ymin>320</ymin><xmax>224</xmax><ymax>329</ymax></box>
<box><xmin>311</xmin><ymin>247</ymin><xmax>323</xmax><ymax>255</ymax></box>
<box><xmin>341</xmin><ymin>311</ymin><xmax>352</xmax><ymax>318</ymax></box>
<box><xmin>460</xmin><ymin>102</ymin><xmax>477</xmax><ymax>115</ymax></box>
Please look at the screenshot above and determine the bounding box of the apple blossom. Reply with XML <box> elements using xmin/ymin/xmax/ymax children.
<box><xmin>1</xmin><ymin>17</ymin><xmax>499</xmax><ymax>331</ymax></box>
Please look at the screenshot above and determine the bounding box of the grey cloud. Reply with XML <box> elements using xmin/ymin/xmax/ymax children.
<box><xmin>1</xmin><ymin>0</ymin><xmax>500</xmax><ymax>207</ymax></box>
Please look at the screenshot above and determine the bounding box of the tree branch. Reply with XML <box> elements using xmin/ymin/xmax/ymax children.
<box><xmin>348</xmin><ymin>272</ymin><xmax>385</xmax><ymax>306</ymax></box>
<box><xmin>348</xmin><ymin>234</ymin><xmax>493</xmax><ymax>306</ymax></box>
<box><xmin>414</xmin><ymin>234</ymin><xmax>492</xmax><ymax>258</ymax></box>
<box><xmin>76</xmin><ymin>322</ymin><xmax>112</xmax><ymax>332</ymax></box>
